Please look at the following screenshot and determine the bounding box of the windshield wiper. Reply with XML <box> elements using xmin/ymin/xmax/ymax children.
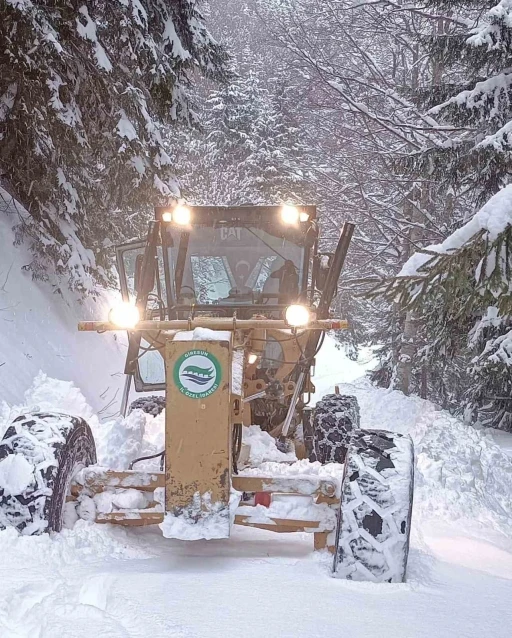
<box><xmin>246</xmin><ymin>228</ymin><xmax>291</xmax><ymax>264</ymax></box>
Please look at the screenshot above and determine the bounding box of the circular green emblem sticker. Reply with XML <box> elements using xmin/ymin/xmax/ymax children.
<box><xmin>173</xmin><ymin>349</ymin><xmax>222</xmax><ymax>399</ymax></box>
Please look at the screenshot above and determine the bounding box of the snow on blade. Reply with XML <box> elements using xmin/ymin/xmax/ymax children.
<box><xmin>242</xmin><ymin>425</ymin><xmax>297</xmax><ymax>465</ymax></box>
<box><xmin>159</xmin><ymin>490</ymin><xmax>240</xmax><ymax>541</ymax></box>
<box><xmin>236</xmin><ymin>494</ymin><xmax>336</xmax><ymax>531</ymax></box>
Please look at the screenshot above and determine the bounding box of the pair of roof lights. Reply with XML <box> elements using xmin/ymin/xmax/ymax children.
<box><xmin>161</xmin><ymin>205</ymin><xmax>190</xmax><ymax>225</ymax></box>
<box><xmin>160</xmin><ymin>205</ymin><xmax>309</xmax><ymax>226</ymax></box>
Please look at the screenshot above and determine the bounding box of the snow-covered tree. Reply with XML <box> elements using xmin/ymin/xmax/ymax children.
<box><xmin>258</xmin><ymin>0</ymin><xmax>466</xmax><ymax>386</ymax></box>
<box><xmin>411</xmin><ymin>0</ymin><xmax>512</xmax><ymax>203</ymax></box>
<box><xmin>0</xmin><ymin>0</ymin><xmax>228</xmax><ymax>291</ymax></box>
<box><xmin>379</xmin><ymin>185</ymin><xmax>512</xmax><ymax>429</ymax></box>
<box><xmin>367</xmin><ymin>0</ymin><xmax>512</xmax><ymax>418</ymax></box>
<box><xmin>175</xmin><ymin>63</ymin><xmax>312</xmax><ymax>205</ymax></box>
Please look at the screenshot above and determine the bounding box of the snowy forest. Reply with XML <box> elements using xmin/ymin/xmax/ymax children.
<box><xmin>2</xmin><ymin>3</ymin><xmax>512</xmax><ymax>634</ymax></box>
<box><xmin>2</xmin><ymin>0</ymin><xmax>512</xmax><ymax>432</ymax></box>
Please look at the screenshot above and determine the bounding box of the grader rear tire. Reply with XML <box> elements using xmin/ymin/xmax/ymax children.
<box><xmin>310</xmin><ymin>394</ymin><xmax>360</xmax><ymax>464</ymax></box>
<box><xmin>0</xmin><ymin>412</ymin><xmax>96</xmax><ymax>535</ymax></box>
<box><xmin>333</xmin><ymin>429</ymin><xmax>414</xmax><ymax>582</ymax></box>
<box><xmin>128</xmin><ymin>395</ymin><xmax>166</xmax><ymax>417</ymax></box>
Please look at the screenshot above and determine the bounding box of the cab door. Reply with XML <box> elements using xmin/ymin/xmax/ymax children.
<box><xmin>115</xmin><ymin>239</ymin><xmax>167</xmax><ymax>391</ymax></box>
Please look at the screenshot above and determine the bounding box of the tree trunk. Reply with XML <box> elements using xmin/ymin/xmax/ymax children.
<box><xmin>394</xmin><ymin>183</ymin><xmax>422</xmax><ymax>395</ymax></box>
<box><xmin>395</xmin><ymin>310</ymin><xmax>419</xmax><ymax>395</ymax></box>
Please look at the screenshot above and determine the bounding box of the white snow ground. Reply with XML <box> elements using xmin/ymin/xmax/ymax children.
<box><xmin>1</xmin><ymin>369</ymin><xmax>512</xmax><ymax>636</ymax></box>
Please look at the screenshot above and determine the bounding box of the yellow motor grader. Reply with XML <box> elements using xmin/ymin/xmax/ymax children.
<box><xmin>0</xmin><ymin>204</ymin><xmax>414</xmax><ymax>582</ymax></box>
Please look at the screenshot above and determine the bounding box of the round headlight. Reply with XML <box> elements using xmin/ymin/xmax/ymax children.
<box><xmin>108</xmin><ymin>302</ymin><xmax>140</xmax><ymax>329</ymax></box>
<box><xmin>161</xmin><ymin>210</ymin><xmax>173</xmax><ymax>222</ymax></box>
<box><xmin>173</xmin><ymin>205</ymin><xmax>191</xmax><ymax>225</ymax></box>
<box><xmin>280</xmin><ymin>205</ymin><xmax>300</xmax><ymax>225</ymax></box>
<box><xmin>285</xmin><ymin>304</ymin><xmax>311</xmax><ymax>327</ymax></box>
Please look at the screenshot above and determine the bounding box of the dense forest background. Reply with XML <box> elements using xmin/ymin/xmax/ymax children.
<box><xmin>2</xmin><ymin>0</ymin><xmax>512</xmax><ymax>430</ymax></box>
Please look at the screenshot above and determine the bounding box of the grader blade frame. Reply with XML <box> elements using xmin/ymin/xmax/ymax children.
<box><xmin>76</xmin><ymin>318</ymin><xmax>345</xmax><ymax>548</ymax></box>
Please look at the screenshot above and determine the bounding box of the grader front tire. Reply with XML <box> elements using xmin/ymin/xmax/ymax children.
<box><xmin>310</xmin><ymin>394</ymin><xmax>360</xmax><ymax>464</ymax></box>
<box><xmin>333</xmin><ymin>429</ymin><xmax>414</xmax><ymax>582</ymax></box>
<box><xmin>0</xmin><ymin>412</ymin><xmax>97</xmax><ymax>534</ymax></box>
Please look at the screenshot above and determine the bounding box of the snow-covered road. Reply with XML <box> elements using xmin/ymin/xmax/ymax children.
<box><xmin>1</xmin><ymin>356</ymin><xmax>512</xmax><ymax>636</ymax></box>
<box><xmin>2</xmin><ymin>514</ymin><xmax>511</xmax><ymax>638</ymax></box>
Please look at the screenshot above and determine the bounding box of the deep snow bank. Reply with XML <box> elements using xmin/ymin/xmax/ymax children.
<box><xmin>1</xmin><ymin>376</ymin><xmax>512</xmax><ymax>638</ymax></box>
<box><xmin>0</xmin><ymin>192</ymin><xmax>127</xmax><ymax>414</ymax></box>
<box><xmin>337</xmin><ymin>379</ymin><xmax>512</xmax><ymax>542</ymax></box>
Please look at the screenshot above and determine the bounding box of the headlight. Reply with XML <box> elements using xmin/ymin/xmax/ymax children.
<box><xmin>108</xmin><ymin>302</ymin><xmax>140</xmax><ymax>329</ymax></box>
<box><xmin>285</xmin><ymin>304</ymin><xmax>311</xmax><ymax>327</ymax></box>
<box><xmin>280</xmin><ymin>205</ymin><xmax>300</xmax><ymax>225</ymax></box>
<box><xmin>299</xmin><ymin>211</ymin><xmax>309</xmax><ymax>222</ymax></box>
<box><xmin>161</xmin><ymin>210</ymin><xmax>173</xmax><ymax>222</ymax></box>
<box><xmin>173</xmin><ymin>205</ymin><xmax>191</xmax><ymax>225</ymax></box>
<box><xmin>248</xmin><ymin>352</ymin><xmax>259</xmax><ymax>365</ymax></box>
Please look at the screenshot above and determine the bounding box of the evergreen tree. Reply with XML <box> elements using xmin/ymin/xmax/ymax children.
<box><xmin>259</xmin><ymin>0</ymin><xmax>467</xmax><ymax>383</ymax></box>
<box><xmin>377</xmin><ymin>185</ymin><xmax>512</xmax><ymax>430</ymax></box>
<box><xmin>175</xmin><ymin>67</ymin><xmax>311</xmax><ymax>205</ymax></box>
<box><xmin>0</xmin><ymin>0</ymin><xmax>228</xmax><ymax>291</ymax></box>
<box><xmin>370</xmin><ymin>0</ymin><xmax>512</xmax><ymax>424</ymax></box>
<box><xmin>411</xmin><ymin>0</ymin><xmax>512</xmax><ymax>203</ymax></box>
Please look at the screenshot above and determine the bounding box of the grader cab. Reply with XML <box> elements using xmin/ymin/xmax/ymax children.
<box><xmin>0</xmin><ymin>204</ymin><xmax>414</xmax><ymax>583</ymax></box>
<box><xmin>112</xmin><ymin>203</ymin><xmax>351</xmax><ymax>428</ymax></box>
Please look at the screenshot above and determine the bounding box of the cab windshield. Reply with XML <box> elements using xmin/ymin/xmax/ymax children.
<box><xmin>165</xmin><ymin>225</ymin><xmax>306</xmax><ymax>307</ymax></box>
<box><xmin>115</xmin><ymin>213</ymin><xmax>314</xmax><ymax>390</ymax></box>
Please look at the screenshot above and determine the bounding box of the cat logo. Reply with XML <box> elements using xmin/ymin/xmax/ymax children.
<box><xmin>220</xmin><ymin>227</ymin><xmax>241</xmax><ymax>241</ymax></box>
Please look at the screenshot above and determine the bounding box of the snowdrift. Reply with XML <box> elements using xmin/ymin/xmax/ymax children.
<box><xmin>334</xmin><ymin>380</ymin><xmax>512</xmax><ymax>540</ymax></box>
<box><xmin>1</xmin><ymin>374</ymin><xmax>512</xmax><ymax>637</ymax></box>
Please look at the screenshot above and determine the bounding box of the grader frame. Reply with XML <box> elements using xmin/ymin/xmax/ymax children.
<box><xmin>74</xmin><ymin>205</ymin><xmax>355</xmax><ymax>550</ymax></box>
<box><xmin>0</xmin><ymin>204</ymin><xmax>415</xmax><ymax>582</ymax></box>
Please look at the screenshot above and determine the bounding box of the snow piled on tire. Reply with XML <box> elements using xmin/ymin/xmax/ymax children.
<box><xmin>334</xmin><ymin>430</ymin><xmax>414</xmax><ymax>582</ymax></box>
<box><xmin>0</xmin><ymin>410</ymin><xmax>98</xmax><ymax>534</ymax></box>
<box><xmin>0</xmin><ymin>413</ymin><xmax>80</xmax><ymax>533</ymax></box>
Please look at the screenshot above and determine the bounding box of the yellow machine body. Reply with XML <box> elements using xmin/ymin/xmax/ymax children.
<box><xmin>165</xmin><ymin>336</ymin><xmax>233</xmax><ymax>537</ymax></box>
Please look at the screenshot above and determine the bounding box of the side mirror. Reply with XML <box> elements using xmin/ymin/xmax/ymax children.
<box><xmin>315</xmin><ymin>253</ymin><xmax>334</xmax><ymax>291</ymax></box>
<box><xmin>133</xmin><ymin>253</ymin><xmax>144</xmax><ymax>293</ymax></box>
